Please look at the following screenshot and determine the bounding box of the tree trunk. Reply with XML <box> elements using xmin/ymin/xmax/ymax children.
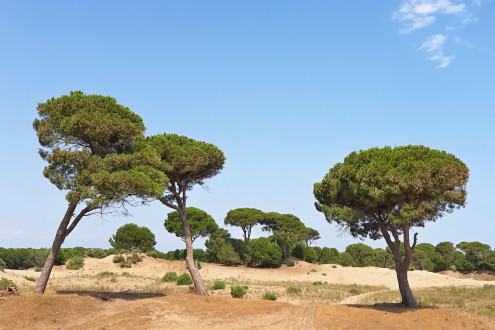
<box><xmin>395</xmin><ymin>266</ymin><xmax>417</xmax><ymax>307</ymax></box>
<box><xmin>282</xmin><ymin>240</ymin><xmax>287</xmax><ymax>261</ymax></box>
<box><xmin>34</xmin><ymin>202</ymin><xmax>77</xmax><ymax>294</ymax></box>
<box><xmin>179</xmin><ymin>208</ymin><xmax>208</xmax><ymax>296</ymax></box>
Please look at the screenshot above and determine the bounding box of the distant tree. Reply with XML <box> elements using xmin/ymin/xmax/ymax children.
<box><xmin>109</xmin><ymin>223</ymin><xmax>156</xmax><ymax>252</ymax></box>
<box><xmin>224</xmin><ymin>208</ymin><xmax>264</xmax><ymax>248</ymax></box>
<box><xmin>165</xmin><ymin>207</ymin><xmax>219</xmax><ymax>242</ymax></box>
<box><xmin>304</xmin><ymin>246</ymin><xmax>317</xmax><ymax>263</ymax></box>
<box><xmin>147</xmin><ymin>133</ymin><xmax>225</xmax><ymax>296</ymax></box>
<box><xmin>217</xmin><ymin>244</ymin><xmax>241</xmax><ymax>266</ymax></box>
<box><xmin>314</xmin><ymin>145</ymin><xmax>469</xmax><ymax>307</ymax></box>
<box><xmin>457</xmin><ymin>241</ymin><xmax>492</xmax><ymax>271</ymax></box>
<box><xmin>33</xmin><ymin>91</ymin><xmax>167</xmax><ymax>294</ymax></box>
<box><xmin>338</xmin><ymin>252</ymin><xmax>355</xmax><ymax>267</ymax></box>
<box><xmin>291</xmin><ymin>242</ymin><xmax>306</xmax><ymax>260</ymax></box>
<box><xmin>262</xmin><ymin>212</ymin><xmax>306</xmax><ymax>260</ymax></box>
<box><xmin>435</xmin><ymin>242</ymin><xmax>457</xmax><ymax>269</ymax></box>
<box><xmin>373</xmin><ymin>248</ymin><xmax>393</xmax><ymax>268</ymax></box>
<box><xmin>247</xmin><ymin>237</ymin><xmax>282</xmax><ymax>267</ymax></box>
<box><xmin>320</xmin><ymin>247</ymin><xmax>340</xmax><ymax>264</ymax></box>
<box><xmin>303</xmin><ymin>227</ymin><xmax>321</xmax><ymax>246</ymax></box>
<box><xmin>345</xmin><ymin>243</ymin><xmax>374</xmax><ymax>267</ymax></box>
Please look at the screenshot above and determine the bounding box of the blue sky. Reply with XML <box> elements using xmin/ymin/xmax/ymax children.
<box><xmin>0</xmin><ymin>1</ymin><xmax>494</xmax><ymax>252</ymax></box>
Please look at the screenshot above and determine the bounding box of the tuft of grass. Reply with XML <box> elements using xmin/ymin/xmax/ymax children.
<box><xmin>212</xmin><ymin>280</ymin><xmax>226</xmax><ymax>290</ymax></box>
<box><xmin>121</xmin><ymin>272</ymin><xmax>131</xmax><ymax>277</ymax></box>
<box><xmin>110</xmin><ymin>278</ymin><xmax>117</xmax><ymax>283</ymax></box>
<box><xmin>231</xmin><ymin>285</ymin><xmax>248</xmax><ymax>298</ymax></box>
<box><xmin>311</xmin><ymin>268</ymin><xmax>317</xmax><ymax>272</ymax></box>
<box><xmin>332</xmin><ymin>265</ymin><xmax>337</xmax><ymax>268</ymax></box>
<box><xmin>312</xmin><ymin>281</ymin><xmax>323</xmax><ymax>286</ymax></box>
<box><xmin>24</xmin><ymin>276</ymin><xmax>36</xmax><ymax>282</ymax></box>
<box><xmin>287</xmin><ymin>286</ymin><xmax>300</xmax><ymax>294</ymax></box>
<box><xmin>322</xmin><ymin>273</ymin><xmax>327</xmax><ymax>276</ymax></box>
<box><xmin>97</xmin><ymin>271</ymin><xmax>115</xmax><ymax>277</ymax></box>
<box><xmin>262</xmin><ymin>292</ymin><xmax>277</xmax><ymax>300</ymax></box>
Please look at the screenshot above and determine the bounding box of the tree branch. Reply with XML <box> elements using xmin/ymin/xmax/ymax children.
<box><xmin>159</xmin><ymin>197</ymin><xmax>179</xmax><ymax>211</ymax></box>
<box><xmin>65</xmin><ymin>205</ymin><xmax>94</xmax><ymax>238</ymax></box>
<box><xmin>411</xmin><ymin>233</ymin><xmax>418</xmax><ymax>251</ymax></box>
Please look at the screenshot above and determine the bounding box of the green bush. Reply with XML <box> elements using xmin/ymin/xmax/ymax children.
<box><xmin>292</xmin><ymin>242</ymin><xmax>305</xmax><ymax>260</ymax></box>
<box><xmin>162</xmin><ymin>272</ymin><xmax>179</xmax><ymax>282</ymax></box>
<box><xmin>147</xmin><ymin>250</ymin><xmax>159</xmax><ymax>258</ymax></box>
<box><xmin>86</xmin><ymin>248</ymin><xmax>107</xmax><ymax>259</ymax></box>
<box><xmin>65</xmin><ymin>247</ymin><xmax>86</xmax><ymax>259</ymax></box>
<box><xmin>176</xmin><ymin>273</ymin><xmax>193</xmax><ymax>285</ymax></box>
<box><xmin>217</xmin><ymin>244</ymin><xmax>241</xmax><ymax>265</ymax></box>
<box><xmin>24</xmin><ymin>276</ymin><xmax>36</xmax><ymax>282</ymax></box>
<box><xmin>109</xmin><ymin>223</ymin><xmax>156</xmax><ymax>252</ymax></box>
<box><xmin>113</xmin><ymin>254</ymin><xmax>125</xmax><ymax>264</ymax></box>
<box><xmin>247</xmin><ymin>238</ymin><xmax>282</xmax><ymax>267</ymax></box>
<box><xmin>0</xmin><ymin>258</ymin><xmax>5</xmax><ymax>272</ymax></box>
<box><xmin>110</xmin><ymin>278</ymin><xmax>117</xmax><ymax>283</ymax></box>
<box><xmin>195</xmin><ymin>260</ymin><xmax>201</xmax><ymax>270</ymax></box>
<box><xmin>212</xmin><ymin>280</ymin><xmax>226</xmax><ymax>290</ymax></box>
<box><xmin>121</xmin><ymin>272</ymin><xmax>131</xmax><ymax>277</ymax></box>
<box><xmin>230</xmin><ymin>285</ymin><xmax>247</xmax><ymax>298</ymax></box>
<box><xmin>311</xmin><ymin>268</ymin><xmax>317</xmax><ymax>272</ymax></box>
<box><xmin>312</xmin><ymin>281</ymin><xmax>323</xmax><ymax>286</ymax></box>
<box><xmin>304</xmin><ymin>247</ymin><xmax>317</xmax><ymax>263</ymax></box>
<box><xmin>0</xmin><ymin>278</ymin><xmax>17</xmax><ymax>290</ymax></box>
<box><xmin>262</xmin><ymin>292</ymin><xmax>277</xmax><ymax>300</ymax></box>
<box><xmin>286</xmin><ymin>259</ymin><xmax>295</xmax><ymax>267</ymax></box>
<box><xmin>65</xmin><ymin>256</ymin><xmax>84</xmax><ymax>270</ymax></box>
<box><xmin>129</xmin><ymin>253</ymin><xmax>141</xmax><ymax>264</ymax></box>
<box><xmin>98</xmin><ymin>271</ymin><xmax>115</xmax><ymax>277</ymax></box>
<box><xmin>287</xmin><ymin>286</ymin><xmax>299</xmax><ymax>294</ymax></box>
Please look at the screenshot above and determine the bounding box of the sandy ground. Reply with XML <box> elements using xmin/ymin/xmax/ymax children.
<box><xmin>1</xmin><ymin>256</ymin><xmax>494</xmax><ymax>329</ymax></box>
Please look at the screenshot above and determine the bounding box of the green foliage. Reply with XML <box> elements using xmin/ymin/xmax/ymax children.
<box><xmin>247</xmin><ymin>237</ymin><xmax>282</xmax><ymax>267</ymax></box>
<box><xmin>224</xmin><ymin>208</ymin><xmax>264</xmax><ymax>247</ymax></box>
<box><xmin>345</xmin><ymin>243</ymin><xmax>374</xmax><ymax>267</ymax></box>
<box><xmin>217</xmin><ymin>244</ymin><xmax>241</xmax><ymax>265</ymax></box>
<box><xmin>286</xmin><ymin>259</ymin><xmax>295</xmax><ymax>267</ymax></box>
<box><xmin>86</xmin><ymin>248</ymin><xmax>107</xmax><ymax>259</ymax></box>
<box><xmin>373</xmin><ymin>248</ymin><xmax>393</xmax><ymax>268</ymax></box>
<box><xmin>97</xmin><ymin>271</ymin><xmax>115</xmax><ymax>277</ymax></box>
<box><xmin>121</xmin><ymin>272</ymin><xmax>131</xmax><ymax>277</ymax></box>
<box><xmin>0</xmin><ymin>258</ymin><xmax>5</xmax><ymax>272</ymax></box>
<box><xmin>65</xmin><ymin>247</ymin><xmax>86</xmax><ymax>259</ymax></box>
<box><xmin>205</xmin><ymin>237</ymin><xmax>227</xmax><ymax>263</ymax></box>
<box><xmin>109</xmin><ymin>223</ymin><xmax>156</xmax><ymax>252</ymax></box>
<box><xmin>262</xmin><ymin>292</ymin><xmax>277</xmax><ymax>300</ymax></box>
<box><xmin>230</xmin><ymin>285</ymin><xmax>247</xmax><ymax>298</ymax></box>
<box><xmin>436</xmin><ymin>242</ymin><xmax>457</xmax><ymax>269</ymax></box>
<box><xmin>35</xmin><ymin>268</ymin><xmax>42</xmax><ymax>272</ymax></box>
<box><xmin>212</xmin><ymin>280</ymin><xmax>226</xmax><ymax>290</ymax></box>
<box><xmin>304</xmin><ymin>247</ymin><xmax>317</xmax><ymax>263</ymax></box>
<box><xmin>261</xmin><ymin>212</ymin><xmax>306</xmax><ymax>260</ymax></box>
<box><xmin>312</xmin><ymin>281</ymin><xmax>323</xmax><ymax>286</ymax></box>
<box><xmin>291</xmin><ymin>242</ymin><xmax>306</xmax><ymax>260</ymax></box>
<box><xmin>304</xmin><ymin>227</ymin><xmax>321</xmax><ymax>246</ymax></box>
<box><xmin>176</xmin><ymin>273</ymin><xmax>193</xmax><ymax>285</ymax></box>
<box><xmin>0</xmin><ymin>278</ymin><xmax>16</xmax><ymax>290</ymax></box>
<box><xmin>338</xmin><ymin>252</ymin><xmax>355</xmax><ymax>267</ymax></box>
<box><xmin>113</xmin><ymin>255</ymin><xmax>125</xmax><ymax>264</ymax></box>
<box><xmin>311</xmin><ymin>268</ymin><xmax>317</xmax><ymax>272</ymax></box>
<box><xmin>162</xmin><ymin>272</ymin><xmax>179</xmax><ymax>282</ymax></box>
<box><xmin>165</xmin><ymin>207</ymin><xmax>219</xmax><ymax>242</ymax></box>
<box><xmin>287</xmin><ymin>286</ymin><xmax>299</xmax><ymax>294</ymax></box>
<box><xmin>457</xmin><ymin>241</ymin><xmax>493</xmax><ymax>271</ymax></box>
<box><xmin>24</xmin><ymin>276</ymin><xmax>36</xmax><ymax>282</ymax></box>
<box><xmin>65</xmin><ymin>256</ymin><xmax>84</xmax><ymax>270</ymax></box>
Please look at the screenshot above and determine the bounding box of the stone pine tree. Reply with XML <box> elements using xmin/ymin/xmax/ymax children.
<box><xmin>304</xmin><ymin>227</ymin><xmax>321</xmax><ymax>246</ymax></box>
<box><xmin>314</xmin><ymin>145</ymin><xmax>468</xmax><ymax>307</ymax></box>
<box><xmin>165</xmin><ymin>207</ymin><xmax>219</xmax><ymax>242</ymax></box>
<box><xmin>224</xmin><ymin>208</ymin><xmax>265</xmax><ymax>248</ymax></box>
<box><xmin>33</xmin><ymin>91</ymin><xmax>167</xmax><ymax>293</ymax></box>
<box><xmin>262</xmin><ymin>212</ymin><xmax>306</xmax><ymax>260</ymax></box>
<box><xmin>147</xmin><ymin>133</ymin><xmax>225</xmax><ymax>296</ymax></box>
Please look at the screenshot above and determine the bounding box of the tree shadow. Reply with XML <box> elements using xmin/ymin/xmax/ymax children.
<box><xmin>56</xmin><ymin>290</ymin><xmax>166</xmax><ymax>301</ymax></box>
<box><xmin>341</xmin><ymin>303</ymin><xmax>438</xmax><ymax>314</ymax></box>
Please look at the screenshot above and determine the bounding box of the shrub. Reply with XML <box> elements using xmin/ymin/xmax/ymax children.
<box><xmin>312</xmin><ymin>281</ymin><xmax>323</xmax><ymax>286</ymax></box>
<box><xmin>230</xmin><ymin>285</ymin><xmax>247</xmax><ymax>298</ymax></box>
<box><xmin>0</xmin><ymin>258</ymin><xmax>5</xmax><ymax>272</ymax></box>
<box><xmin>217</xmin><ymin>244</ymin><xmax>241</xmax><ymax>266</ymax></box>
<box><xmin>113</xmin><ymin>255</ymin><xmax>125</xmax><ymax>264</ymax></box>
<box><xmin>286</xmin><ymin>259</ymin><xmax>295</xmax><ymax>267</ymax></box>
<box><xmin>129</xmin><ymin>253</ymin><xmax>141</xmax><ymax>264</ymax></box>
<box><xmin>0</xmin><ymin>278</ymin><xmax>16</xmax><ymax>290</ymax></box>
<box><xmin>287</xmin><ymin>286</ymin><xmax>299</xmax><ymax>294</ymax></box>
<box><xmin>35</xmin><ymin>268</ymin><xmax>42</xmax><ymax>272</ymax></box>
<box><xmin>176</xmin><ymin>273</ymin><xmax>193</xmax><ymax>285</ymax></box>
<box><xmin>86</xmin><ymin>248</ymin><xmax>107</xmax><ymax>259</ymax></box>
<box><xmin>195</xmin><ymin>260</ymin><xmax>201</xmax><ymax>270</ymax></box>
<box><xmin>109</xmin><ymin>223</ymin><xmax>156</xmax><ymax>252</ymax></box>
<box><xmin>121</xmin><ymin>272</ymin><xmax>131</xmax><ymax>277</ymax></box>
<box><xmin>262</xmin><ymin>292</ymin><xmax>277</xmax><ymax>300</ymax></box>
<box><xmin>311</xmin><ymin>268</ymin><xmax>317</xmax><ymax>272</ymax></box>
<box><xmin>24</xmin><ymin>276</ymin><xmax>36</xmax><ymax>282</ymax></box>
<box><xmin>98</xmin><ymin>271</ymin><xmax>115</xmax><ymax>277</ymax></box>
<box><xmin>304</xmin><ymin>247</ymin><xmax>317</xmax><ymax>263</ymax></box>
<box><xmin>65</xmin><ymin>247</ymin><xmax>86</xmax><ymax>259</ymax></box>
<box><xmin>247</xmin><ymin>238</ymin><xmax>282</xmax><ymax>267</ymax></box>
<box><xmin>110</xmin><ymin>278</ymin><xmax>117</xmax><ymax>283</ymax></box>
<box><xmin>162</xmin><ymin>272</ymin><xmax>179</xmax><ymax>282</ymax></box>
<box><xmin>212</xmin><ymin>280</ymin><xmax>226</xmax><ymax>290</ymax></box>
<box><xmin>65</xmin><ymin>256</ymin><xmax>84</xmax><ymax>270</ymax></box>
<box><xmin>147</xmin><ymin>250</ymin><xmax>159</xmax><ymax>258</ymax></box>
<box><xmin>292</xmin><ymin>242</ymin><xmax>305</xmax><ymax>260</ymax></box>
<box><xmin>322</xmin><ymin>273</ymin><xmax>327</xmax><ymax>276</ymax></box>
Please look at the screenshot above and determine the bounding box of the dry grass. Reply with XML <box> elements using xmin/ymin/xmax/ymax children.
<box><xmin>358</xmin><ymin>285</ymin><xmax>495</xmax><ymax>319</ymax></box>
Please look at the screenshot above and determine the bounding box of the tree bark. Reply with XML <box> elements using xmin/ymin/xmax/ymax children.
<box><xmin>178</xmin><ymin>208</ymin><xmax>208</xmax><ymax>296</ymax></box>
<box><xmin>282</xmin><ymin>239</ymin><xmax>287</xmax><ymax>261</ymax></box>
<box><xmin>34</xmin><ymin>201</ymin><xmax>78</xmax><ymax>294</ymax></box>
<box><xmin>391</xmin><ymin>247</ymin><xmax>418</xmax><ymax>308</ymax></box>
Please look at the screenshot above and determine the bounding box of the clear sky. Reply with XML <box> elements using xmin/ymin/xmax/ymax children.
<box><xmin>0</xmin><ymin>1</ymin><xmax>494</xmax><ymax>252</ymax></box>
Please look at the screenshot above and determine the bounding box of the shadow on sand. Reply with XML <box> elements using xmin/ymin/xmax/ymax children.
<box><xmin>341</xmin><ymin>303</ymin><xmax>438</xmax><ymax>314</ymax></box>
<box><xmin>56</xmin><ymin>290</ymin><xmax>166</xmax><ymax>301</ymax></box>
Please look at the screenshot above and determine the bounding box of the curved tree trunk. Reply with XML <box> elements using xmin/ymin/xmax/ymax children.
<box><xmin>395</xmin><ymin>266</ymin><xmax>417</xmax><ymax>307</ymax></box>
<box><xmin>34</xmin><ymin>202</ymin><xmax>77</xmax><ymax>294</ymax></box>
<box><xmin>179</xmin><ymin>209</ymin><xmax>208</xmax><ymax>296</ymax></box>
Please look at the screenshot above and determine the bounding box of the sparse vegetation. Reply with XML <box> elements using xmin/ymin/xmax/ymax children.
<box><xmin>231</xmin><ymin>285</ymin><xmax>248</xmax><ymax>298</ymax></box>
<box><xmin>0</xmin><ymin>278</ymin><xmax>16</xmax><ymax>290</ymax></box>
<box><xmin>286</xmin><ymin>259</ymin><xmax>295</xmax><ymax>267</ymax></box>
<box><xmin>212</xmin><ymin>280</ymin><xmax>226</xmax><ymax>290</ymax></box>
<box><xmin>65</xmin><ymin>256</ymin><xmax>84</xmax><ymax>270</ymax></box>
<box><xmin>287</xmin><ymin>286</ymin><xmax>299</xmax><ymax>294</ymax></box>
<box><xmin>262</xmin><ymin>292</ymin><xmax>277</xmax><ymax>300</ymax></box>
<box><xmin>97</xmin><ymin>271</ymin><xmax>115</xmax><ymax>277</ymax></box>
<box><xmin>312</xmin><ymin>281</ymin><xmax>323</xmax><ymax>286</ymax></box>
<box><xmin>24</xmin><ymin>276</ymin><xmax>36</xmax><ymax>282</ymax></box>
<box><xmin>162</xmin><ymin>272</ymin><xmax>179</xmax><ymax>282</ymax></box>
<box><xmin>176</xmin><ymin>273</ymin><xmax>193</xmax><ymax>286</ymax></box>
<box><xmin>311</xmin><ymin>268</ymin><xmax>317</xmax><ymax>272</ymax></box>
<box><xmin>121</xmin><ymin>272</ymin><xmax>131</xmax><ymax>277</ymax></box>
